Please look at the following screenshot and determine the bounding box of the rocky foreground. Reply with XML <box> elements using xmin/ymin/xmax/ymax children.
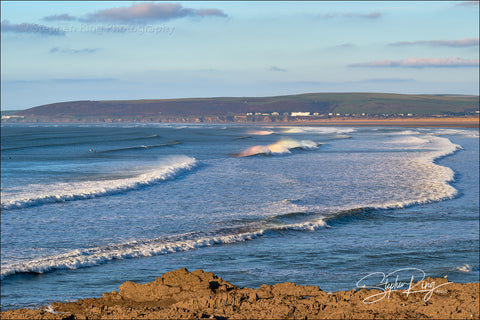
<box><xmin>2</xmin><ymin>268</ymin><xmax>479</xmax><ymax>319</ymax></box>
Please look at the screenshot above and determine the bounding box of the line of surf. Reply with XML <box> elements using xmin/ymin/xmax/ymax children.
<box><xmin>0</xmin><ymin>217</ymin><xmax>334</xmax><ymax>279</ymax></box>
<box><xmin>0</xmin><ymin>155</ymin><xmax>197</xmax><ymax>211</ymax></box>
<box><xmin>381</xmin><ymin>136</ymin><xmax>461</xmax><ymax>208</ymax></box>
<box><xmin>94</xmin><ymin>141</ymin><xmax>180</xmax><ymax>153</ymax></box>
<box><xmin>2</xmin><ymin>135</ymin><xmax>163</xmax><ymax>152</ymax></box>
<box><xmin>0</xmin><ymin>230</ymin><xmax>263</xmax><ymax>279</ymax></box>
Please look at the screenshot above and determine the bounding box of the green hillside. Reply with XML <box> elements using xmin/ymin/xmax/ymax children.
<box><xmin>13</xmin><ymin>92</ymin><xmax>479</xmax><ymax>121</ymax></box>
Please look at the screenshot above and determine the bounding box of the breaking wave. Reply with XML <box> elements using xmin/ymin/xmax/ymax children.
<box><xmin>1</xmin><ymin>156</ymin><xmax>197</xmax><ymax>211</ymax></box>
<box><xmin>388</xmin><ymin>129</ymin><xmax>421</xmax><ymax>135</ymax></box>
<box><xmin>455</xmin><ymin>264</ymin><xmax>474</xmax><ymax>273</ymax></box>
<box><xmin>0</xmin><ymin>219</ymin><xmax>331</xmax><ymax>279</ymax></box>
<box><xmin>0</xmin><ymin>215</ymin><xmax>334</xmax><ymax>279</ymax></box>
<box><xmin>246</xmin><ymin>129</ymin><xmax>275</xmax><ymax>135</ymax></box>
<box><xmin>275</xmin><ymin>219</ymin><xmax>329</xmax><ymax>231</ymax></box>
<box><xmin>235</xmin><ymin>139</ymin><xmax>320</xmax><ymax>157</ymax></box>
<box><xmin>0</xmin><ymin>230</ymin><xmax>264</xmax><ymax>279</ymax></box>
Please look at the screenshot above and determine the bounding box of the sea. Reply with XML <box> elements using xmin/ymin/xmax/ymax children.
<box><xmin>1</xmin><ymin>123</ymin><xmax>479</xmax><ymax>310</ymax></box>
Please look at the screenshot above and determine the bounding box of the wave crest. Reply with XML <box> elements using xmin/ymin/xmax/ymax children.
<box><xmin>1</xmin><ymin>156</ymin><xmax>197</xmax><ymax>211</ymax></box>
<box><xmin>0</xmin><ymin>230</ymin><xmax>264</xmax><ymax>279</ymax></box>
<box><xmin>235</xmin><ymin>139</ymin><xmax>319</xmax><ymax>157</ymax></box>
<box><xmin>246</xmin><ymin>130</ymin><xmax>275</xmax><ymax>135</ymax></box>
<box><xmin>0</xmin><ymin>216</ymin><xmax>331</xmax><ymax>279</ymax></box>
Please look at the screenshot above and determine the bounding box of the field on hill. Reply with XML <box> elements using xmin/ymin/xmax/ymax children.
<box><xmin>7</xmin><ymin>92</ymin><xmax>479</xmax><ymax>123</ymax></box>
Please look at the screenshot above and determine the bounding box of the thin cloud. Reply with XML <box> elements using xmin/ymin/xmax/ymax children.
<box><xmin>334</xmin><ymin>43</ymin><xmax>356</xmax><ymax>48</ymax></box>
<box><xmin>1</xmin><ymin>20</ymin><xmax>65</xmax><ymax>36</ymax></box>
<box><xmin>269</xmin><ymin>66</ymin><xmax>287</xmax><ymax>72</ymax></box>
<box><xmin>363</xmin><ymin>78</ymin><xmax>416</xmax><ymax>83</ymax></box>
<box><xmin>6</xmin><ymin>78</ymin><xmax>117</xmax><ymax>84</ymax></box>
<box><xmin>349</xmin><ymin>57</ymin><xmax>479</xmax><ymax>68</ymax></box>
<box><xmin>85</xmin><ymin>2</ymin><xmax>227</xmax><ymax>23</ymax></box>
<box><xmin>343</xmin><ymin>12</ymin><xmax>381</xmax><ymax>19</ymax></box>
<box><xmin>194</xmin><ymin>9</ymin><xmax>228</xmax><ymax>18</ymax></box>
<box><xmin>43</xmin><ymin>14</ymin><xmax>77</xmax><ymax>21</ymax></box>
<box><xmin>319</xmin><ymin>14</ymin><xmax>336</xmax><ymax>19</ymax></box>
<box><xmin>50</xmin><ymin>47</ymin><xmax>99</xmax><ymax>54</ymax></box>
<box><xmin>50</xmin><ymin>78</ymin><xmax>117</xmax><ymax>83</ymax></box>
<box><xmin>319</xmin><ymin>12</ymin><xmax>381</xmax><ymax>19</ymax></box>
<box><xmin>389</xmin><ymin>38</ymin><xmax>479</xmax><ymax>47</ymax></box>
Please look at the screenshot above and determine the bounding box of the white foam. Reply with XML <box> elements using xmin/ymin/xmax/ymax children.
<box><xmin>0</xmin><ymin>216</ymin><xmax>334</xmax><ymax>279</ymax></box>
<box><xmin>0</xmin><ymin>230</ymin><xmax>265</xmax><ymax>279</ymax></box>
<box><xmin>389</xmin><ymin>136</ymin><xmax>430</xmax><ymax>145</ymax></box>
<box><xmin>389</xmin><ymin>129</ymin><xmax>421</xmax><ymax>135</ymax></box>
<box><xmin>1</xmin><ymin>156</ymin><xmax>197</xmax><ymax>210</ymax></box>
<box><xmin>421</xmin><ymin>136</ymin><xmax>462</xmax><ymax>161</ymax></box>
<box><xmin>371</xmin><ymin>135</ymin><xmax>460</xmax><ymax>209</ymax></box>
<box><xmin>246</xmin><ymin>129</ymin><xmax>275</xmax><ymax>135</ymax></box>
<box><xmin>42</xmin><ymin>305</ymin><xmax>65</xmax><ymax>314</ymax></box>
<box><xmin>455</xmin><ymin>264</ymin><xmax>473</xmax><ymax>273</ymax></box>
<box><xmin>427</xmin><ymin>128</ymin><xmax>479</xmax><ymax>138</ymax></box>
<box><xmin>290</xmin><ymin>135</ymin><xmax>462</xmax><ymax>212</ymax></box>
<box><xmin>276</xmin><ymin>219</ymin><xmax>329</xmax><ymax>231</ymax></box>
<box><xmin>281</xmin><ymin>127</ymin><xmax>356</xmax><ymax>134</ymax></box>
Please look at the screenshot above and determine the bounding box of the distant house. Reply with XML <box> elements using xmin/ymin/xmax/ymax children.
<box><xmin>291</xmin><ymin>112</ymin><xmax>311</xmax><ymax>116</ymax></box>
<box><xmin>1</xmin><ymin>115</ymin><xmax>24</xmax><ymax>120</ymax></box>
<box><xmin>271</xmin><ymin>112</ymin><xmax>279</xmax><ymax>116</ymax></box>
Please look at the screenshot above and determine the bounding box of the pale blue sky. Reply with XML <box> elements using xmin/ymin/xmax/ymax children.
<box><xmin>1</xmin><ymin>1</ymin><xmax>479</xmax><ymax>110</ymax></box>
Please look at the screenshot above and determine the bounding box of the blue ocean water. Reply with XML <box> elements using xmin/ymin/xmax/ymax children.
<box><xmin>1</xmin><ymin>124</ymin><xmax>478</xmax><ymax>310</ymax></box>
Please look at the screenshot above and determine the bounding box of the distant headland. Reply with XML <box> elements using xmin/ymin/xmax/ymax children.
<box><xmin>3</xmin><ymin>92</ymin><xmax>479</xmax><ymax>126</ymax></box>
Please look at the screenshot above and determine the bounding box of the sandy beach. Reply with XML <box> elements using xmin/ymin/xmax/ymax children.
<box><xmin>285</xmin><ymin>116</ymin><xmax>479</xmax><ymax>128</ymax></box>
<box><xmin>2</xmin><ymin>268</ymin><xmax>478</xmax><ymax>319</ymax></box>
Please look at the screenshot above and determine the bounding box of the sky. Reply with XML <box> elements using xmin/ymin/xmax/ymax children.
<box><xmin>1</xmin><ymin>1</ymin><xmax>479</xmax><ymax>110</ymax></box>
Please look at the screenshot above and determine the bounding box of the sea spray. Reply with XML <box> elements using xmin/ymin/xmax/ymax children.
<box><xmin>235</xmin><ymin>139</ymin><xmax>319</xmax><ymax>157</ymax></box>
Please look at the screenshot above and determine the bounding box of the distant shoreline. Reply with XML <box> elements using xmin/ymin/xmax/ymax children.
<box><xmin>7</xmin><ymin>92</ymin><xmax>479</xmax><ymax>125</ymax></box>
<box><xmin>280</xmin><ymin>116</ymin><xmax>479</xmax><ymax>128</ymax></box>
<box><xmin>3</xmin><ymin>116</ymin><xmax>479</xmax><ymax>128</ymax></box>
